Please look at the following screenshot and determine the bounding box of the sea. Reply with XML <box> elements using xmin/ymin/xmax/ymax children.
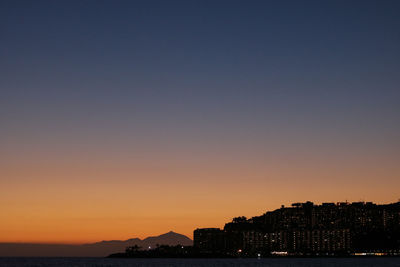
<box><xmin>0</xmin><ymin>258</ymin><xmax>400</xmax><ymax>267</ymax></box>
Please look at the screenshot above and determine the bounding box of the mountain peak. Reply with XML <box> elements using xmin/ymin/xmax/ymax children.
<box><xmin>0</xmin><ymin>232</ymin><xmax>193</xmax><ymax>257</ymax></box>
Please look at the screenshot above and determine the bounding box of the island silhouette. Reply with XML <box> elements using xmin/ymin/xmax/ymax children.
<box><xmin>0</xmin><ymin>231</ymin><xmax>192</xmax><ymax>257</ymax></box>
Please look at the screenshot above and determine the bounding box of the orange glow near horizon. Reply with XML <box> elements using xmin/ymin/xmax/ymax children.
<box><xmin>1</xmin><ymin>147</ymin><xmax>399</xmax><ymax>244</ymax></box>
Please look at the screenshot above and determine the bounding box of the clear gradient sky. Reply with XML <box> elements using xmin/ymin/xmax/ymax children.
<box><xmin>1</xmin><ymin>0</ymin><xmax>400</xmax><ymax>244</ymax></box>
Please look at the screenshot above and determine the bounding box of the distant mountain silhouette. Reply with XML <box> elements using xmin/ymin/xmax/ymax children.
<box><xmin>0</xmin><ymin>231</ymin><xmax>192</xmax><ymax>257</ymax></box>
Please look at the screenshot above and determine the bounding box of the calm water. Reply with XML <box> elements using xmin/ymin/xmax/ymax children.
<box><xmin>0</xmin><ymin>258</ymin><xmax>400</xmax><ymax>267</ymax></box>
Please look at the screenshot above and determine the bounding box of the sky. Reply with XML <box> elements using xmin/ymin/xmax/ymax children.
<box><xmin>1</xmin><ymin>0</ymin><xmax>400</xmax><ymax>244</ymax></box>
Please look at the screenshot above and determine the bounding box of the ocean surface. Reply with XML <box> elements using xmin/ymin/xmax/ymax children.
<box><xmin>0</xmin><ymin>258</ymin><xmax>400</xmax><ymax>267</ymax></box>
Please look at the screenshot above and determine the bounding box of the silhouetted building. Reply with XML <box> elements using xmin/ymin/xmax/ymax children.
<box><xmin>193</xmin><ymin>228</ymin><xmax>225</xmax><ymax>253</ymax></box>
<box><xmin>194</xmin><ymin>201</ymin><xmax>400</xmax><ymax>256</ymax></box>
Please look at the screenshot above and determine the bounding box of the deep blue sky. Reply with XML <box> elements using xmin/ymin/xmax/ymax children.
<box><xmin>1</xmin><ymin>0</ymin><xmax>400</xmax><ymax>242</ymax></box>
<box><xmin>2</xmin><ymin>0</ymin><xmax>399</xmax><ymax>129</ymax></box>
<box><xmin>2</xmin><ymin>0</ymin><xmax>399</xmax><ymax>156</ymax></box>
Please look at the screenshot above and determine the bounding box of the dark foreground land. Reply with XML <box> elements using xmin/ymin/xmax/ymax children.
<box><xmin>107</xmin><ymin>244</ymin><xmax>400</xmax><ymax>258</ymax></box>
<box><xmin>108</xmin><ymin>245</ymin><xmax>232</xmax><ymax>258</ymax></box>
<box><xmin>2</xmin><ymin>257</ymin><xmax>400</xmax><ymax>267</ymax></box>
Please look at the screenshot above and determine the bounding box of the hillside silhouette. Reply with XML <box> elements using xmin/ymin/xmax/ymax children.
<box><xmin>0</xmin><ymin>231</ymin><xmax>192</xmax><ymax>257</ymax></box>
